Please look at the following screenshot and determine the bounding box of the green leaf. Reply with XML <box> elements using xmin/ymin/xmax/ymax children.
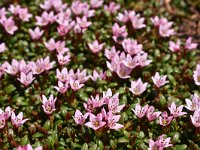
<box><xmin>118</xmin><ymin>137</ymin><xmax>129</xmax><ymax>143</ymax></box>
<box><xmin>4</xmin><ymin>84</ymin><xmax>16</xmax><ymax>94</ymax></box>
<box><xmin>32</xmin><ymin>132</ymin><xmax>44</xmax><ymax>138</ymax></box>
<box><xmin>81</xmin><ymin>143</ymin><xmax>88</xmax><ymax>150</ymax></box>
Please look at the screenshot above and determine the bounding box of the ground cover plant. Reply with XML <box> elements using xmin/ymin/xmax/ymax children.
<box><xmin>0</xmin><ymin>0</ymin><xmax>200</xmax><ymax>149</ymax></box>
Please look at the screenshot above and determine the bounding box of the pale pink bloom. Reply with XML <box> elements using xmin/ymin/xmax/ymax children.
<box><xmin>54</xmin><ymin>80</ymin><xmax>69</xmax><ymax>94</ymax></box>
<box><xmin>76</xmin><ymin>16</ymin><xmax>91</xmax><ymax>31</ymax></box>
<box><xmin>102</xmin><ymin>88</ymin><xmax>114</xmax><ymax>104</ymax></box>
<box><xmin>17</xmin><ymin>72</ymin><xmax>35</xmax><ymax>87</ymax></box>
<box><xmin>159</xmin><ymin>111</ymin><xmax>173</xmax><ymax>126</ymax></box>
<box><xmin>0</xmin><ymin>43</ymin><xmax>6</xmax><ymax>53</ymax></box>
<box><xmin>29</xmin><ymin>27</ymin><xmax>44</xmax><ymax>40</ymax></box>
<box><xmin>116</xmin><ymin>10</ymin><xmax>129</xmax><ymax>23</ymax></box>
<box><xmin>11</xmin><ymin>112</ymin><xmax>28</xmax><ymax>128</ymax></box>
<box><xmin>19</xmin><ymin>60</ymin><xmax>31</xmax><ymax>74</ymax></box>
<box><xmin>159</xmin><ymin>21</ymin><xmax>175</xmax><ymax>37</ymax></box>
<box><xmin>55</xmin><ymin>41</ymin><xmax>69</xmax><ymax>54</ymax></box>
<box><xmin>104</xmin><ymin>2</ymin><xmax>120</xmax><ymax>14</ymax></box>
<box><xmin>185</xmin><ymin>37</ymin><xmax>198</xmax><ymax>51</ymax></box>
<box><xmin>0</xmin><ymin>114</ymin><xmax>5</xmax><ymax>129</ymax></box>
<box><xmin>40</xmin><ymin>0</ymin><xmax>52</xmax><ymax>11</ymax></box>
<box><xmin>35</xmin><ymin>11</ymin><xmax>55</xmax><ymax>26</ymax></box>
<box><xmin>85</xmin><ymin>113</ymin><xmax>106</xmax><ymax>130</ymax></box>
<box><xmin>122</xmin><ymin>38</ymin><xmax>143</xmax><ymax>55</ymax></box>
<box><xmin>169</xmin><ymin>40</ymin><xmax>181</xmax><ymax>52</ymax></box>
<box><xmin>18</xmin><ymin>8</ymin><xmax>32</xmax><ymax>22</ymax></box>
<box><xmin>150</xmin><ymin>16</ymin><xmax>161</xmax><ymax>27</ymax></box>
<box><xmin>56</xmin><ymin>68</ymin><xmax>71</xmax><ymax>82</ymax></box>
<box><xmin>42</xmin><ymin>94</ymin><xmax>57</xmax><ymax>115</ymax></box>
<box><xmin>8</xmin><ymin>4</ymin><xmax>21</xmax><ymax>15</ymax></box>
<box><xmin>122</xmin><ymin>54</ymin><xmax>138</xmax><ymax>69</ymax></box>
<box><xmin>41</xmin><ymin>56</ymin><xmax>56</xmax><ymax>71</ymax></box>
<box><xmin>84</xmin><ymin>94</ymin><xmax>104</xmax><ymax>112</ymax></box>
<box><xmin>136</xmin><ymin>53</ymin><xmax>152</xmax><ymax>67</ymax></box>
<box><xmin>0</xmin><ymin>106</ymin><xmax>12</xmax><ymax>120</ymax></box>
<box><xmin>76</xmin><ymin>69</ymin><xmax>89</xmax><ymax>83</ymax></box>
<box><xmin>71</xmin><ymin>1</ymin><xmax>84</xmax><ymax>16</ymax></box>
<box><xmin>129</xmin><ymin>11</ymin><xmax>146</xmax><ymax>29</ymax></box>
<box><xmin>82</xmin><ymin>2</ymin><xmax>95</xmax><ymax>18</ymax></box>
<box><xmin>116</xmin><ymin>62</ymin><xmax>132</xmax><ymax>79</ymax></box>
<box><xmin>132</xmin><ymin>104</ymin><xmax>149</xmax><ymax>118</ymax></box>
<box><xmin>90</xmin><ymin>0</ymin><xmax>104</xmax><ymax>8</ymax></box>
<box><xmin>69</xmin><ymin>79</ymin><xmax>84</xmax><ymax>91</ymax></box>
<box><xmin>112</xmin><ymin>23</ymin><xmax>128</xmax><ymax>44</ymax></box>
<box><xmin>108</xmin><ymin>95</ymin><xmax>125</xmax><ymax>113</ymax></box>
<box><xmin>73</xmin><ymin>110</ymin><xmax>89</xmax><ymax>125</ymax></box>
<box><xmin>51</xmin><ymin>0</ymin><xmax>67</xmax><ymax>12</ymax></box>
<box><xmin>57</xmin><ymin>22</ymin><xmax>74</xmax><ymax>36</ymax></box>
<box><xmin>0</xmin><ymin>62</ymin><xmax>7</xmax><ymax>78</ymax></box>
<box><xmin>190</xmin><ymin>109</ymin><xmax>200</xmax><ymax>127</ymax></box>
<box><xmin>0</xmin><ymin>16</ymin><xmax>18</xmax><ymax>35</ymax></box>
<box><xmin>146</xmin><ymin>106</ymin><xmax>161</xmax><ymax>121</ymax></box>
<box><xmin>4</xmin><ymin>59</ymin><xmax>19</xmax><ymax>75</ymax></box>
<box><xmin>193</xmin><ymin>64</ymin><xmax>200</xmax><ymax>86</ymax></box>
<box><xmin>129</xmin><ymin>78</ymin><xmax>148</xmax><ymax>95</ymax></box>
<box><xmin>0</xmin><ymin>8</ymin><xmax>7</xmax><ymax>19</ymax></box>
<box><xmin>104</xmin><ymin>46</ymin><xmax>120</xmax><ymax>60</ymax></box>
<box><xmin>107</xmin><ymin>112</ymin><xmax>124</xmax><ymax>130</ymax></box>
<box><xmin>73</xmin><ymin>24</ymin><xmax>82</xmax><ymax>33</ymax></box>
<box><xmin>90</xmin><ymin>70</ymin><xmax>106</xmax><ymax>81</ymax></box>
<box><xmin>55</xmin><ymin>10</ymin><xmax>72</xmax><ymax>25</ymax></box>
<box><xmin>168</xmin><ymin>102</ymin><xmax>187</xmax><ymax>118</ymax></box>
<box><xmin>57</xmin><ymin>53</ymin><xmax>70</xmax><ymax>65</ymax></box>
<box><xmin>148</xmin><ymin>139</ymin><xmax>160</xmax><ymax>150</ymax></box>
<box><xmin>17</xmin><ymin>144</ymin><xmax>42</xmax><ymax>150</ymax></box>
<box><xmin>44</xmin><ymin>38</ymin><xmax>57</xmax><ymax>52</ymax></box>
<box><xmin>152</xmin><ymin>72</ymin><xmax>169</xmax><ymax>88</ymax></box>
<box><xmin>29</xmin><ymin>61</ymin><xmax>44</xmax><ymax>75</ymax></box>
<box><xmin>88</xmin><ymin>40</ymin><xmax>105</xmax><ymax>53</ymax></box>
<box><xmin>185</xmin><ymin>93</ymin><xmax>200</xmax><ymax>111</ymax></box>
<box><xmin>148</xmin><ymin>135</ymin><xmax>172</xmax><ymax>150</ymax></box>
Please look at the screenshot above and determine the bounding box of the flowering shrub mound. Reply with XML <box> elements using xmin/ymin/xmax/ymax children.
<box><xmin>0</xmin><ymin>0</ymin><xmax>200</xmax><ymax>149</ymax></box>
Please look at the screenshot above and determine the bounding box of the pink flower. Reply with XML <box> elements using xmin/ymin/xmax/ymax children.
<box><xmin>70</xmin><ymin>79</ymin><xmax>84</xmax><ymax>91</ymax></box>
<box><xmin>44</xmin><ymin>38</ymin><xmax>57</xmax><ymax>52</ymax></box>
<box><xmin>82</xmin><ymin>2</ymin><xmax>95</xmax><ymax>18</ymax></box>
<box><xmin>152</xmin><ymin>72</ymin><xmax>169</xmax><ymax>88</ymax></box>
<box><xmin>54</xmin><ymin>80</ymin><xmax>69</xmax><ymax>94</ymax></box>
<box><xmin>18</xmin><ymin>8</ymin><xmax>32</xmax><ymax>22</ymax></box>
<box><xmin>116</xmin><ymin>62</ymin><xmax>132</xmax><ymax>79</ymax></box>
<box><xmin>57</xmin><ymin>23</ymin><xmax>74</xmax><ymax>36</ymax></box>
<box><xmin>0</xmin><ymin>16</ymin><xmax>18</xmax><ymax>35</ymax></box>
<box><xmin>104</xmin><ymin>2</ymin><xmax>120</xmax><ymax>14</ymax></box>
<box><xmin>146</xmin><ymin>106</ymin><xmax>161</xmax><ymax>121</ymax></box>
<box><xmin>0</xmin><ymin>43</ymin><xmax>6</xmax><ymax>53</ymax></box>
<box><xmin>41</xmin><ymin>56</ymin><xmax>56</xmax><ymax>71</ymax></box>
<box><xmin>17</xmin><ymin>144</ymin><xmax>42</xmax><ymax>150</ymax></box>
<box><xmin>19</xmin><ymin>60</ymin><xmax>31</xmax><ymax>74</ymax></box>
<box><xmin>190</xmin><ymin>109</ymin><xmax>200</xmax><ymax>127</ymax></box>
<box><xmin>116</xmin><ymin>10</ymin><xmax>129</xmax><ymax>23</ymax></box>
<box><xmin>85</xmin><ymin>113</ymin><xmax>106</xmax><ymax>130</ymax></box>
<box><xmin>84</xmin><ymin>94</ymin><xmax>104</xmax><ymax>112</ymax></box>
<box><xmin>108</xmin><ymin>95</ymin><xmax>125</xmax><ymax>113</ymax></box>
<box><xmin>159</xmin><ymin>21</ymin><xmax>175</xmax><ymax>37</ymax></box>
<box><xmin>29</xmin><ymin>27</ymin><xmax>44</xmax><ymax>40</ymax></box>
<box><xmin>35</xmin><ymin>11</ymin><xmax>55</xmax><ymax>26</ymax></box>
<box><xmin>90</xmin><ymin>70</ymin><xmax>106</xmax><ymax>81</ymax></box>
<box><xmin>55</xmin><ymin>41</ymin><xmax>69</xmax><ymax>54</ymax></box>
<box><xmin>0</xmin><ymin>8</ymin><xmax>7</xmax><ymax>19</ymax></box>
<box><xmin>0</xmin><ymin>114</ymin><xmax>5</xmax><ymax>129</ymax></box>
<box><xmin>159</xmin><ymin>111</ymin><xmax>173</xmax><ymax>126</ymax></box>
<box><xmin>40</xmin><ymin>0</ymin><xmax>52</xmax><ymax>11</ymax></box>
<box><xmin>90</xmin><ymin>0</ymin><xmax>103</xmax><ymax>8</ymax></box>
<box><xmin>185</xmin><ymin>37</ymin><xmax>198</xmax><ymax>51</ymax></box>
<box><xmin>17</xmin><ymin>72</ymin><xmax>35</xmax><ymax>87</ymax></box>
<box><xmin>122</xmin><ymin>38</ymin><xmax>143</xmax><ymax>55</ymax></box>
<box><xmin>107</xmin><ymin>112</ymin><xmax>124</xmax><ymax>130</ymax></box>
<box><xmin>150</xmin><ymin>16</ymin><xmax>162</xmax><ymax>27</ymax></box>
<box><xmin>104</xmin><ymin>46</ymin><xmax>120</xmax><ymax>60</ymax></box>
<box><xmin>129</xmin><ymin>78</ymin><xmax>148</xmax><ymax>95</ymax></box>
<box><xmin>88</xmin><ymin>40</ymin><xmax>105</xmax><ymax>53</ymax></box>
<box><xmin>122</xmin><ymin>54</ymin><xmax>138</xmax><ymax>69</ymax></box>
<box><xmin>112</xmin><ymin>23</ymin><xmax>128</xmax><ymax>44</ymax></box>
<box><xmin>0</xmin><ymin>106</ymin><xmax>12</xmax><ymax>120</ymax></box>
<box><xmin>129</xmin><ymin>11</ymin><xmax>146</xmax><ymax>29</ymax></box>
<box><xmin>185</xmin><ymin>93</ymin><xmax>200</xmax><ymax>111</ymax></box>
<box><xmin>8</xmin><ymin>4</ymin><xmax>21</xmax><ymax>15</ymax></box>
<box><xmin>42</xmin><ymin>94</ymin><xmax>57</xmax><ymax>115</ymax></box>
<box><xmin>71</xmin><ymin>1</ymin><xmax>84</xmax><ymax>16</ymax></box>
<box><xmin>76</xmin><ymin>16</ymin><xmax>91</xmax><ymax>32</ymax></box>
<box><xmin>135</xmin><ymin>53</ymin><xmax>152</xmax><ymax>67</ymax></box>
<box><xmin>4</xmin><ymin>59</ymin><xmax>19</xmax><ymax>75</ymax></box>
<box><xmin>132</xmin><ymin>104</ymin><xmax>148</xmax><ymax>118</ymax></box>
<box><xmin>169</xmin><ymin>40</ymin><xmax>181</xmax><ymax>52</ymax></box>
<box><xmin>168</xmin><ymin>102</ymin><xmax>187</xmax><ymax>118</ymax></box>
<box><xmin>73</xmin><ymin>110</ymin><xmax>89</xmax><ymax>125</ymax></box>
<box><xmin>57</xmin><ymin>53</ymin><xmax>70</xmax><ymax>65</ymax></box>
<box><xmin>29</xmin><ymin>61</ymin><xmax>44</xmax><ymax>75</ymax></box>
<box><xmin>193</xmin><ymin>64</ymin><xmax>200</xmax><ymax>86</ymax></box>
<box><xmin>11</xmin><ymin>112</ymin><xmax>28</xmax><ymax>128</ymax></box>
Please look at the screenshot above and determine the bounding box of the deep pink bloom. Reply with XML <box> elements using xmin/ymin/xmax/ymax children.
<box><xmin>146</xmin><ymin>106</ymin><xmax>161</xmax><ymax>121</ymax></box>
<box><xmin>152</xmin><ymin>72</ymin><xmax>169</xmax><ymax>88</ymax></box>
<box><xmin>0</xmin><ymin>16</ymin><xmax>18</xmax><ymax>35</ymax></box>
<box><xmin>88</xmin><ymin>40</ymin><xmax>105</xmax><ymax>53</ymax></box>
<box><xmin>159</xmin><ymin>111</ymin><xmax>173</xmax><ymax>126</ymax></box>
<box><xmin>17</xmin><ymin>72</ymin><xmax>35</xmax><ymax>87</ymax></box>
<box><xmin>73</xmin><ymin>110</ymin><xmax>89</xmax><ymax>125</ymax></box>
<box><xmin>11</xmin><ymin>112</ymin><xmax>28</xmax><ymax>128</ymax></box>
<box><xmin>54</xmin><ymin>80</ymin><xmax>69</xmax><ymax>94</ymax></box>
<box><xmin>122</xmin><ymin>38</ymin><xmax>143</xmax><ymax>55</ymax></box>
<box><xmin>85</xmin><ymin>113</ymin><xmax>106</xmax><ymax>130</ymax></box>
<box><xmin>29</xmin><ymin>27</ymin><xmax>44</xmax><ymax>40</ymax></box>
<box><xmin>0</xmin><ymin>43</ymin><xmax>6</xmax><ymax>53</ymax></box>
<box><xmin>57</xmin><ymin>53</ymin><xmax>70</xmax><ymax>65</ymax></box>
<box><xmin>185</xmin><ymin>93</ymin><xmax>200</xmax><ymax>111</ymax></box>
<box><xmin>107</xmin><ymin>112</ymin><xmax>124</xmax><ymax>130</ymax></box>
<box><xmin>193</xmin><ymin>64</ymin><xmax>200</xmax><ymax>86</ymax></box>
<box><xmin>185</xmin><ymin>37</ymin><xmax>198</xmax><ymax>51</ymax></box>
<box><xmin>169</xmin><ymin>40</ymin><xmax>181</xmax><ymax>52</ymax></box>
<box><xmin>129</xmin><ymin>78</ymin><xmax>148</xmax><ymax>95</ymax></box>
<box><xmin>42</xmin><ymin>94</ymin><xmax>57</xmax><ymax>115</ymax></box>
<box><xmin>168</xmin><ymin>102</ymin><xmax>187</xmax><ymax>118</ymax></box>
<box><xmin>190</xmin><ymin>109</ymin><xmax>200</xmax><ymax>127</ymax></box>
<box><xmin>132</xmin><ymin>104</ymin><xmax>149</xmax><ymax>118</ymax></box>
